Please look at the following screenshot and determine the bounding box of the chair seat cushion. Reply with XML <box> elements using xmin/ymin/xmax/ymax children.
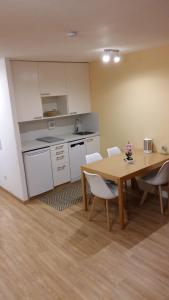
<box><xmin>141</xmin><ymin>170</ymin><xmax>159</xmax><ymax>185</ymax></box>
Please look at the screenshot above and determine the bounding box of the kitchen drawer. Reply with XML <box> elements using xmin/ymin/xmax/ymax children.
<box><xmin>50</xmin><ymin>143</ymin><xmax>69</xmax><ymax>161</ymax></box>
<box><xmin>51</xmin><ymin>143</ymin><xmax>68</xmax><ymax>155</ymax></box>
<box><xmin>52</xmin><ymin>163</ymin><xmax>70</xmax><ymax>186</ymax></box>
<box><xmin>50</xmin><ymin>144</ymin><xmax>65</xmax><ymax>151</ymax></box>
<box><xmin>53</xmin><ymin>154</ymin><xmax>69</xmax><ymax>163</ymax></box>
<box><xmin>51</xmin><ymin>151</ymin><xmax>69</xmax><ymax>163</ymax></box>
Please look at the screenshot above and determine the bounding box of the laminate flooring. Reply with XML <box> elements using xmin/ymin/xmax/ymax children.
<box><xmin>0</xmin><ymin>187</ymin><xmax>169</xmax><ymax>300</ymax></box>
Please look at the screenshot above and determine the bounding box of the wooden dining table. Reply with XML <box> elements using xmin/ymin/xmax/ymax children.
<box><xmin>81</xmin><ymin>149</ymin><xmax>169</xmax><ymax>229</ymax></box>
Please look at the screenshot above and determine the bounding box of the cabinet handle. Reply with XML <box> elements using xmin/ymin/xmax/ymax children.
<box><xmin>57</xmin><ymin>165</ymin><xmax>66</xmax><ymax>171</ymax></box>
<box><xmin>56</xmin><ymin>155</ymin><xmax>64</xmax><ymax>160</ymax></box>
<box><xmin>55</xmin><ymin>151</ymin><xmax>64</xmax><ymax>155</ymax></box>
<box><xmin>87</xmin><ymin>138</ymin><xmax>93</xmax><ymax>142</ymax></box>
<box><xmin>55</xmin><ymin>145</ymin><xmax>64</xmax><ymax>150</ymax></box>
<box><xmin>40</xmin><ymin>93</ymin><xmax>50</xmax><ymax>96</ymax></box>
<box><xmin>34</xmin><ymin>116</ymin><xmax>42</xmax><ymax>119</ymax></box>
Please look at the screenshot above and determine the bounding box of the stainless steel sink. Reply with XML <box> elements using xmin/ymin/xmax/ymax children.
<box><xmin>75</xmin><ymin>131</ymin><xmax>94</xmax><ymax>135</ymax></box>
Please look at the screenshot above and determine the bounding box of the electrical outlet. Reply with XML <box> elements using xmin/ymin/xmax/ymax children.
<box><xmin>161</xmin><ymin>145</ymin><xmax>168</xmax><ymax>154</ymax></box>
<box><xmin>48</xmin><ymin>120</ymin><xmax>55</xmax><ymax>130</ymax></box>
<box><xmin>4</xmin><ymin>175</ymin><xmax>7</xmax><ymax>180</ymax></box>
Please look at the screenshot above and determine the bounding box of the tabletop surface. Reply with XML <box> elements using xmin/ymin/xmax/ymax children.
<box><xmin>81</xmin><ymin>150</ymin><xmax>169</xmax><ymax>181</ymax></box>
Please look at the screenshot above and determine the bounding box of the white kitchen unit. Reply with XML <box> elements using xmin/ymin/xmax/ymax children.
<box><xmin>11</xmin><ymin>60</ymin><xmax>92</xmax><ymax>122</ymax></box>
<box><xmin>85</xmin><ymin>135</ymin><xmax>100</xmax><ymax>155</ymax></box>
<box><xmin>66</xmin><ymin>63</ymin><xmax>91</xmax><ymax>114</ymax></box>
<box><xmin>38</xmin><ymin>62</ymin><xmax>67</xmax><ymax>97</ymax></box>
<box><xmin>21</xmin><ymin>133</ymin><xmax>100</xmax><ymax>192</ymax></box>
<box><xmin>23</xmin><ymin>148</ymin><xmax>54</xmax><ymax>197</ymax></box>
<box><xmin>11</xmin><ymin>61</ymin><xmax>43</xmax><ymax>122</ymax></box>
<box><xmin>50</xmin><ymin>143</ymin><xmax>70</xmax><ymax>186</ymax></box>
<box><xmin>68</xmin><ymin>139</ymin><xmax>86</xmax><ymax>182</ymax></box>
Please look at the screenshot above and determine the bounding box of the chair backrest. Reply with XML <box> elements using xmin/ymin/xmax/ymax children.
<box><xmin>84</xmin><ymin>171</ymin><xmax>116</xmax><ymax>199</ymax></box>
<box><xmin>107</xmin><ymin>146</ymin><xmax>121</xmax><ymax>158</ymax></box>
<box><xmin>153</xmin><ymin>160</ymin><xmax>169</xmax><ymax>185</ymax></box>
<box><xmin>85</xmin><ymin>152</ymin><xmax>103</xmax><ymax>164</ymax></box>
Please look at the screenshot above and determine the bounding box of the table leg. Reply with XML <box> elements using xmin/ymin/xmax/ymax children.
<box><xmin>81</xmin><ymin>170</ymin><xmax>88</xmax><ymax>211</ymax></box>
<box><xmin>167</xmin><ymin>183</ymin><xmax>169</xmax><ymax>215</ymax></box>
<box><xmin>118</xmin><ymin>179</ymin><xmax>125</xmax><ymax>229</ymax></box>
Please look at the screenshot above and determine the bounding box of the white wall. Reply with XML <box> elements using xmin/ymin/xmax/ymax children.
<box><xmin>0</xmin><ymin>58</ymin><xmax>28</xmax><ymax>201</ymax></box>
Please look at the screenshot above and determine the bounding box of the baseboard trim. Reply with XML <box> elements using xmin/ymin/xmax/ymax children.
<box><xmin>0</xmin><ymin>186</ymin><xmax>29</xmax><ymax>204</ymax></box>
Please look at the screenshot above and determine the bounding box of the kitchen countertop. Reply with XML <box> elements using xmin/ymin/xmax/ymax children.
<box><xmin>21</xmin><ymin>132</ymin><xmax>99</xmax><ymax>152</ymax></box>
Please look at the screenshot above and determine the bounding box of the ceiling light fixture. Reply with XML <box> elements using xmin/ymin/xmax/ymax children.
<box><xmin>102</xmin><ymin>49</ymin><xmax>112</xmax><ymax>63</ymax></box>
<box><xmin>113</xmin><ymin>50</ymin><xmax>121</xmax><ymax>63</ymax></box>
<box><xmin>102</xmin><ymin>49</ymin><xmax>121</xmax><ymax>64</ymax></box>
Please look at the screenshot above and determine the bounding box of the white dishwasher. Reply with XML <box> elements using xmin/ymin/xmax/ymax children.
<box><xmin>68</xmin><ymin>139</ymin><xmax>86</xmax><ymax>182</ymax></box>
<box><xmin>23</xmin><ymin>147</ymin><xmax>54</xmax><ymax>197</ymax></box>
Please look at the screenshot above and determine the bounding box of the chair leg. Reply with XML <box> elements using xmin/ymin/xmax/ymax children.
<box><xmin>140</xmin><ymin>185</ymin><xmax>153</xmax><ymax>205</ymax></box>
<box><xmin>140</xmin><ymin>189</ymin><xmax>149</xmax><ymax>205</ymax></box>
<box><xmin>88</xmin><ymin>196</ymin><xmax>96</xmax><ymax>221</ymax></box>
<box><xmin>158</xmin><ymin>185</ymin><xmax>164</xmax><ymax>214</ymax></box>
<box><xmin>105</xmin><ymin>199</ymin><xmax>111</xmax><ymax>231</ymax></box>
<box><xmin>87</xmin><ymin>184</ymin><xmax>93</xmax><ymax>206</ymax></box>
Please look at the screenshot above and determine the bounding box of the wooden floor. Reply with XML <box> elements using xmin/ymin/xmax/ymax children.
<box><xmin>1</xmin><ymin>187</ymin><xmax>169</xmax><ymax>300</ymax></box>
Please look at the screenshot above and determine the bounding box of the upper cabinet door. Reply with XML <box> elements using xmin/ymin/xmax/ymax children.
<box><xmin>11</xmin><ymin>61</ymin><xmax>43</xmax><ymax>122</ymax></box>
<box><xmin>66</xmin><ymin>63</ymin><xmax>91</xmax><ymax>114</ymax></box>
<box><xmin>38</xmin><ymin>62</ymin><xmax>67</xmax><ymax>97</ymax></box>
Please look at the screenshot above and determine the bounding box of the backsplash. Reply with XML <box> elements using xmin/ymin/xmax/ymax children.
<box><xmin>19</xmin><ymin>116</ymin><xmax>80</xmax><ymax>142</ymax></box>
<box><xmin>19</xmin><ymin>113</ymin><xmax>99</xmax><ymax>142</ymax></box>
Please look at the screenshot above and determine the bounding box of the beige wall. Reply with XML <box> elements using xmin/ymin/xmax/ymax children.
<box><xmin>90</xmin><ymin>45</ymin><xmax>169</xmax><ymax>156</ymax></box>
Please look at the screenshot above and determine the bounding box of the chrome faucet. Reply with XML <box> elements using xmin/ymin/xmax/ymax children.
<box><xmin>74</xmin><ymin>118</ymin><xmax>80</xmax><ymax>133</ymax></box>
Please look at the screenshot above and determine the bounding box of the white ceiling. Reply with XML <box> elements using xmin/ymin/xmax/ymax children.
<box><xmin>0</xmin><ymin>0</ymin><xmax>169</xmax><ymax>61</ymax></box>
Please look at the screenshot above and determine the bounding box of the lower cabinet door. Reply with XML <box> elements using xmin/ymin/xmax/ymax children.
<box><xmin>85</xmin><ymin>136</ymin><xmax>100</xmax><ymax>155</ymax></box>
<box><xmin>52</xmin><ymin>162</ymin><xmax>70</xmax><ymax>186</ymax></box>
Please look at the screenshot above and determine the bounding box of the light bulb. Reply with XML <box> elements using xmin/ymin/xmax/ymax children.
<box><xmin>113</xmin><ymin>55</ymin><xmax>121</xmax><ymax>63</ymax></box>
<box><xmin>102</xmin><ymin>53</ymin><xmax>111</xmax><ymax>63</ymax></box>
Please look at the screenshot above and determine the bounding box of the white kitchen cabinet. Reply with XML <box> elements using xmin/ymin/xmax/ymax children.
<box><xmin>66</xmin><ymin>63</ymin><xmax>91</xmax><ymax>114</ymax></box>
<box><xmin>50</xmin><ymin>143</ymin><xmax>70</xmax><ymax>186</ymax></box>
<box><xmin>53</xmin><ymin>164</ymin><xmax>70</xmax><ymax>186</ymax></box>
<box><xmin>38</xmin><ymin>62</ymin><xmax>67</xmax><ymax>97</ymax></box>
<box><xmin>11</xmin><ymin>61</ymin><xmax>43</xmax><ymax>122</ymax></box>
<box><xmin>85</xmin><ymin>136</ymin><xmax>100</xmax><ymax>155</ymax></box>
<box><xmin>11</xmin><ymin>61</ymin><xmax>92</xmax><ymax>122</ymax></box>
<box><xmin>23</xmin><ymin>148</ymin><xmax>54</xmax><ymax>197</ymax></box>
